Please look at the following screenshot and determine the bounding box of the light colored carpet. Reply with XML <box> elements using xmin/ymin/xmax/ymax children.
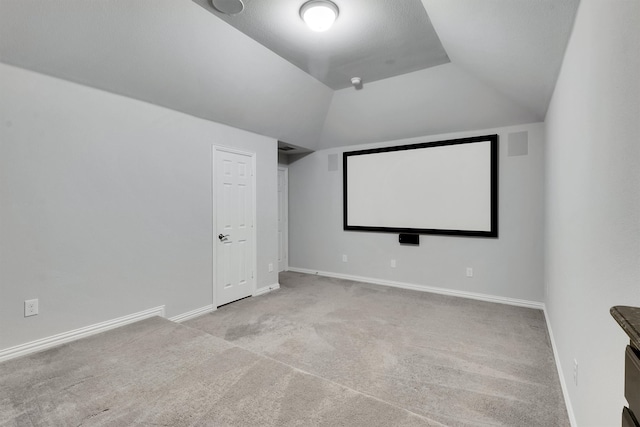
<box><xmin>0</xmin><ymin>317</ymin><xmax>436</xmax><ymax>426</ymax></box>
<box><xmin>1</xmin><ymin>271</ymin><xmax>569</xmax><ymax>426</ymax></box>
<box><xmin>185</xmin><ymin>271</ymin><xmax>570</xmax><ymax>426</ymax></box>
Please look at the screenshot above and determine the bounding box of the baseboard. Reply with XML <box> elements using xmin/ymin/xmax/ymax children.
<box><xmin>543</xmin><ymin>306</ymin><xmax>578</xmax><ymax>427</ymax></box>
<box><xmin>287</xmin><ymin>267</ymin><xmax>544</xmax><ymax>310</ymax></box>
<box><xmin>254</xmin><ymin>283</ymin><xmax>280</xmax><ymax>297</ymax></box>
<box><xmin>168</xmin><ymin>305</ymin><xmax>215</xmax><ymax>323</ymax></box>
<box><xmin>0</xmin><ymin>305</ymin><xmax>166</xmax><ymax>363</ymax></box>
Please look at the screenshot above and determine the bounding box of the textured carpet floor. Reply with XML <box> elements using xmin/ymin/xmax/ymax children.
<box><xmin>0</xmin><ymin>317</ymin><xmax>435</xmax><ymax>426</ymax></box>
<box><xmin>1</xmin><ymin>271</ymin><xmax>569</xmax><ymax>426</ymax></box>
<box><xmin>185</xmin><ymin>272</ymin><xmax>569</xmax><ymax>426</ymax></box>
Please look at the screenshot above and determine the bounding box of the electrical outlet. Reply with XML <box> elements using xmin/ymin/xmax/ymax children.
<box><xmin>24</xmin><ymin>299</ymin><xmax>38</xmax><ymax>317</ymax></box>
<box><xmin>391</xmin><ymin>259</ymin><xmax>396</xmax><ymax>268</ymax></box>
<box><xmin>342</xmin><ymin>254</ymin><xmax>348</xmax><ymax>262</ymax></box>
<box><xmin>466</xmin><ymin>267</ymin><xmax>473</xmax><ymax>277</ymax></box>
<box><xmin>573</xmin><ymin>359</ymin><xmax>578</xmax><ymax>386</ymax></box>
<box><xmin>268</xmin><ymin>263</ymin><xmax>273</xmax><ymax>272</ymax></box>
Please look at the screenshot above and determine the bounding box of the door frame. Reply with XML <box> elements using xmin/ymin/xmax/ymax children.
<box><xmin>278</xmin><ymin>166</ymin><xmax>289</xmax><ymax>272</ymax></box>
<box><xmin>212</xmin><ymin>145</ymin><xmax>257</xmax><ymax>308</ymax></box>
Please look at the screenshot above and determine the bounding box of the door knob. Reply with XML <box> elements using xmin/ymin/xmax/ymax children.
<box><xmin>218</xmin><ymin>234</ymin><xmax>229</xmax><ymax>241</ymax></box>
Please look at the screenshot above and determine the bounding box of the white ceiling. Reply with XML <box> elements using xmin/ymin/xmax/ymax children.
<box><xmin>192</xmin><ymin>0</ymin><xmax>450</xmax><ymax>90</ymax></box>
<box><xmin>0</xmin><ymin>0</ymin><xmax>579</xmax><ymax>151</ymax></box>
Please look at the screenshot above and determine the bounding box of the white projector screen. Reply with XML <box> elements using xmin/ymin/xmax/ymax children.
<box><xmin>343</xmin><ymin>135</ymin><xmax>498</xmax><ymax>237</ymax></box>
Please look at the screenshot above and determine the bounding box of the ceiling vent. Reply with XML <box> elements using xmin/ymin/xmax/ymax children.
<box><xmin>210</xmin><ymin>0</ymin><xmax>244</xmax><ymax>15</ymax></box>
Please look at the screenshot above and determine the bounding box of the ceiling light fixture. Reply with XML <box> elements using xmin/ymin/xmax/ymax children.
<box><xmin>300</xmin><ymin>0</ymin><xmax>339</xmax><ymax>32</ymax></box>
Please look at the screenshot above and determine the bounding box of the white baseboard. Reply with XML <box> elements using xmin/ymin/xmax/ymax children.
<box><xmin>287</xmin><ymin>267</ymin><xmax>544</xmax><ymax>310</ymax></box>
<box><xmin>0</xmin><ymin>306</ymin><xmax>166</xmax><ymax>363</ymax></box>
<box><xmin>168</xmin><ymin>305</ymin><xmax>216</xmax><ymax>323</ymax></box>
<box><xmin>543</xmin><ymin>307</ymin><xmax>577</xmax><ymax>427</ymax></box>
<box><xmin>254</xmin><ymin>283</ymin><xmax>280</xmax><ymax>297</ymax></box>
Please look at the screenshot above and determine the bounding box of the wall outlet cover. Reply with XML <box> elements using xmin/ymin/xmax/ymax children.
<box><xmin>25</xmin><ymin>299</ymin><xmax>39</xmax><ymax>317</ymax></box>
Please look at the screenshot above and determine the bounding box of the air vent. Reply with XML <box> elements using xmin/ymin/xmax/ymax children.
<box><xmin>278</xmin><ymin>145</ymin><xmax>295</xmax><ymax>152</ymax></box>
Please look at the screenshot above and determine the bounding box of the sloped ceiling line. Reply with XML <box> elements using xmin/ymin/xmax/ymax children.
<box><xmin>0</xmin><ymin>0</ymin><xmax>579</xmax><ymax>150</ymax></box>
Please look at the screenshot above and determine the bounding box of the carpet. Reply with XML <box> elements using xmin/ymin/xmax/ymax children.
<box><xmin>0</xmin><ymin>316</ymin><xmax>436</xmax><ymax>426</ymax></box>
<box><xmin>1</xmin><ymin>271</ymin><xmax>569</xmax><ymax>426</ymax></box>
<box><xmin>185</xmin><ymin>271</ymin><xmax>569</xmax><ymax>426</ymax></box>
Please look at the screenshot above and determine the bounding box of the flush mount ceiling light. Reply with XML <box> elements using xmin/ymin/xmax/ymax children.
<box><xmin>300</xmin><ymin>0</ymin><xmax>339</xmax><ymax>32</ymax></box>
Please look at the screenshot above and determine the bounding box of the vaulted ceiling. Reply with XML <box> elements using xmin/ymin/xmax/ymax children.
<box><xmin>193</xmin><ymin>0</ymin><xmax>451</xmax><ymax>90</ymax></box>
<box><xmin>0</xmin><ymin>0</ymin><xmax>579</xmax><ymax>151</ymax></box>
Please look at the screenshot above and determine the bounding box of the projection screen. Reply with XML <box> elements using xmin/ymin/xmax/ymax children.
<box><xmin>343</xmin><ymin>135</ymin><xmax>498</xmax><ymax>237</ymax></box>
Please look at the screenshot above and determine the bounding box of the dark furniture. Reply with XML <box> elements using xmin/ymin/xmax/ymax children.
<box><xmin>611</xmin><ymin>306</ymin><xmax>640</xmax><ymax>427</ymax></box>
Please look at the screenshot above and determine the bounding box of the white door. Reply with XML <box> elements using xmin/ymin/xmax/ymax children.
<box><xmin>277</xmin><ymin>167</ymin><xmax>288</xmax><ymax>272</ymax></box>
<box><xmin>214</xmin><ymin>148</ymin><xmax>255</xmax><ymax>307</ymax></box>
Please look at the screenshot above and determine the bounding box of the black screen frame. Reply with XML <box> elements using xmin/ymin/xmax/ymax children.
<box><xmin>343</xmin><ymin>134</ymin><xmax>499</xmax><ymax>238</ymax></box>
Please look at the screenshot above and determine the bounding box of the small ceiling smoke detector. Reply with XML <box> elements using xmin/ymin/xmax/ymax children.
<box><xmin>300</xmin><ymin>0</ymin><xmax>339</xmax><ymax>32</ymax></box>
<box><xmin>351</xmin><ymin>77</ymin><xmax>363</xmax><ymax>90</ymax></box>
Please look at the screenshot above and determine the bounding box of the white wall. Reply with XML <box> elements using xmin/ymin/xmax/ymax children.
<box><xmin>421</xmin><ymin>0</ymin><xmax>579</xmax><ymax>123</ymax></box>
<box><xmin>318</xmin><ymin>63</ymin><xmax>537</xmax><ymax>150</ymax></box>
<box><xmin>0</xmin><ymin>64</ymin><xmax>279</xmax><ymax>351</ymax></box>
<box><xmin>544</xmin><ymin>0</ymin><xmax>640</xmax><ymax>425</ymax></box>
<box><xmin>0</xmin><ymin>0</ymin><xmax>334</xmax><ymax>151</ymax></box>
<box><xmin>290</xmin><ymin>123</ymin><xmax>545</xmax><ymax>303</ymax></box>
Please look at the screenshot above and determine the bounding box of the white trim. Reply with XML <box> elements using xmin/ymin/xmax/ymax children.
<box><xmin>0</xmin><ymin>306</ymin><xmax>165</xmax><ymax>363</ymax></box>
<box><xmin>253</xmin><ymin>283</ymin><xmax>280</xmax><ymax>297</ymax></box>
<box><xmin>277</xmin><ymin>166</ymin><xmax>289</xmax><ymax>273</ymax></box>
<box><xmin>287</xmin><ymin>267</ymin><xmax>544</xmax><ymax>310</ymax></box>
<box><xmin>212</xmin><ymin>146</ymin><xmax>258</xmax><ymax>308</ymax></box>
<box><xmin>168</xmin><ymin>305</ymin><xmax>216</xmax><ymax>323</ymax></box>
<box><xmin>543</xmin><ymin>306</ymin><xmax>577</xmax><ymax>427</ymax></box>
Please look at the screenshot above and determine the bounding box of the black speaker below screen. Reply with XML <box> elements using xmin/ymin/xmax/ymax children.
<box><xmin>399</xmin><ymin>234</ymin><xmax>419</xmax><ymax>245</ymax></box>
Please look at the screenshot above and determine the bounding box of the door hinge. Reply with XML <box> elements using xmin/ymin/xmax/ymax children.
<box><xmin>251</xmin><ymin>271</ymin><xmax>254</xmax><ymax>279</ymax></box>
